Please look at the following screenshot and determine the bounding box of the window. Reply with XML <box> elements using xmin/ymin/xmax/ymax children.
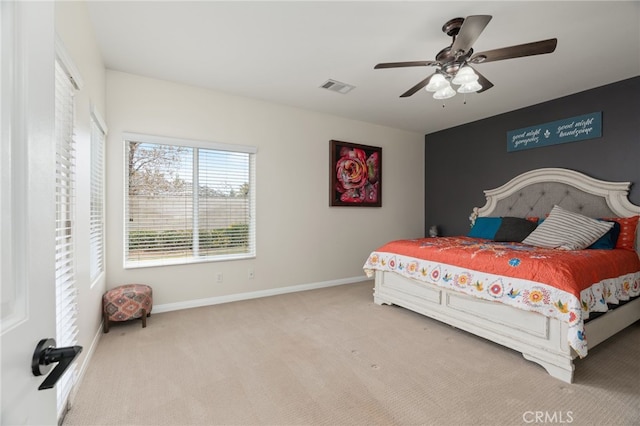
<box><xmin>54</xmin><ymin>55</ymin><xmax>80</xmax><ymax>417</ymax></box>
<box><xmin>124</xmin><ymin>133</ymin><xmax>256</xmax><ymax>268</ymax></box>
<box><xmin>89</xmin><ymin>108</ymin><xmax>106</xmax><ymax>282</ymax></box>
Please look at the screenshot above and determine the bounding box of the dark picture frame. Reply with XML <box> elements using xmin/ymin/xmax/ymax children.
<box><xmin>330</xmin><ymin>140</ymin><xmax>382</xmax><ymax>207</ymax></box>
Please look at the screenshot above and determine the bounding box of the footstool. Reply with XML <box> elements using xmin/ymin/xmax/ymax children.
<box><xmin>102</xmin><ymin>284</ymin><xmax>153</xmax><ymax>333</ymax></box>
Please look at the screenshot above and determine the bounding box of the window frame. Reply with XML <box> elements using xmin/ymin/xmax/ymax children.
<box><xmin>123</xmin><ymin>133</ymin><xmax>257</xmax><ymax>269</ymax></box>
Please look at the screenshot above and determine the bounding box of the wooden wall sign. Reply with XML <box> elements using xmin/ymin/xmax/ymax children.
<box><xmin>507</xmin><ymin>112</ymin><xmax>602</xmax><ymax>152</ymax></box>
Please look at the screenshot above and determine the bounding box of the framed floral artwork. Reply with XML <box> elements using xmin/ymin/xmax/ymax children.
<box><xmin>330</xmin><ymin>140</ymin><xmax>381</xmax><ymax>207</ymax></box>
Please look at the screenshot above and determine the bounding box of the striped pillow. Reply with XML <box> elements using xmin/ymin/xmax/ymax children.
<box><xmin>522</xmin><ymin>205</ymin><xmax>614</xmax><ymax>250</ymax></box>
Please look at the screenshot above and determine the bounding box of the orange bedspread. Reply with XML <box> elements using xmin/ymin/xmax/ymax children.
<box><xmin>363</xmin><ymin>237</ymin><xmax>640</xmax><ymax>357</ymax></box>
<box><xmin>375</xmin><ymin>237</ymin><xmax>640</xmax><ymax>299</ymax></box>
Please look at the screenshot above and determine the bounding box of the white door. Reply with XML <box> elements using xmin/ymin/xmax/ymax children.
<box><xmin>1</xmin><ymin>2</ymin><xmax>59</xmax><ymax>424</ymax></box>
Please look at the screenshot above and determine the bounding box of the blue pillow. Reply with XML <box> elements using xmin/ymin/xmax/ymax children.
<box><xmin>468</xmin><ymin>217</ymin><xmax>502</xmax><ymax>239</ymax></box>
<box><xmin>588</xmin><ymin>221</ymin><xmax>620</xmax><ymax>249</ymax></box>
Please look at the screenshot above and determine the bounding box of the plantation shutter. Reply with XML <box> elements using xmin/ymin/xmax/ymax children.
<box><xmin>89</xmin><ymin>109</ymin><xmax>106</xmax><ymax>281</ymax></box>
<box><xmin>125</xmin><ymin>135</ymin><xmax>256</xmax><ymax>267</ymax></box>
<box><xmin>54</xmin><ymin>59</ymin><xmax>79</xmax><ymax>416</ymax></box>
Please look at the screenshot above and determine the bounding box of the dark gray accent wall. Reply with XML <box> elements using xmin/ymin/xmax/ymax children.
<box><xmin>424</xmin><ymin>76</ymin><xmax>640</xmax><ymax>237</ymax></box>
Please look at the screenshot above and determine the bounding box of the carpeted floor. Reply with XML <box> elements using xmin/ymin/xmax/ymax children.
<box><xmin>63</xmin><ymin>281</ymin><xmax>640</xmax><ymax>425</ymax></box>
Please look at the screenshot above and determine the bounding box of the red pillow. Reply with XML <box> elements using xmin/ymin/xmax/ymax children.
<box><xmin>601</xmin><ymin>215</ymin><xmax>639</xmax><ymax>251</ymax></box>
<box><xmin>525</xmin><ymin>217</ymin><xmax>539</xmax><ymax>223</ymax></box>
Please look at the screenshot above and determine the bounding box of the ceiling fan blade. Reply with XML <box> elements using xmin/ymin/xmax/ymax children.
<box><xmin>468</xmin><ymin>66</ymin><xmax>494</xmax><ymax>93</ymax></box>
<box><xmin>374</xmin><ymin>61</ymin><xmax>437</xmax><ymax>69</ymax></box>
<box><xmin>400</xmin><ymin>74</ymin><xmax>436</xmax><ymax>98</ymax></box>
<box><xmin>451</xmin><ymin>15</ymin><xmax>492</xmax><ymax>56</ymax></box>
<box><xmin>470</xmin><ymin>38</ymin><xmax>558</xmax><ymax>63</ymax></box>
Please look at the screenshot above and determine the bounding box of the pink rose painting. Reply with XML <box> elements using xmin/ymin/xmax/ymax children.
<box><xmin>330</xmin><ymin>140</ymin><xmax>381</xmax><ymax>207</ymax></box>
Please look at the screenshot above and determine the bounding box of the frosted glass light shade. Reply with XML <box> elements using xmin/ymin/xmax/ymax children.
<box><xmin>425</xmin><ymin>73</ymin><xmax>448</xmax><ymax>92</ymax></box>
<box><xmin>433</xmin><ymin>85</ymin><xmax>456</xmax><ymax>99</ymax></box>
<box><xmin>452</xmin><ymin>66</ymin><xmax>479</xmax><ymax>85</ymax></box>
<box><xmin>457</xmin><ymin>81</ymin><xmax>483</xmax><ymax>93</ymax></box>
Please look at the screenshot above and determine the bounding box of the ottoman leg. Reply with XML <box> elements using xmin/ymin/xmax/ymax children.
<box><xmin>141</xmin><ymin>309</ymin><xmax>147</xmax><ymax>328</ymax></box>
<box><xmin>103</xmin><ymin>309</ymin><xmax>110</xmax><ymax>333</ymax></box>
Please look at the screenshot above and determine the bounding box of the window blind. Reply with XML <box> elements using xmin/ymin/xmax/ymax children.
<box><xmin>125</xmin><ymin>136</ymin><xmax>256</xmax><ymax>267</ymax></box>
<box><xmin>54</xmin><ymin>59</ymin><xmax>79</xmax><ymax>416</ymax></box>
<box><xmin>89</xmin><ymin>111</ymin><xmax>106</xmax><ymax>281</ymax></box>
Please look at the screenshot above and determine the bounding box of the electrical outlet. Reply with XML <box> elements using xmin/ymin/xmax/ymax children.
<box><xmin>216</xmin><ymin>273</ymin><xmax>223</xmax><ymax>283</ymax></box>
<box><xmin>248</xmin><ymin>268</ymin><xmax>255</xmax><ymax>279</ymax></box>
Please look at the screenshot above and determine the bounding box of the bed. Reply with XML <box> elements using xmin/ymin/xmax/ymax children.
<box><xmin>363</xmin><ymin>168</ymin><xmax>640</xmax><ymax>383</ymax></box>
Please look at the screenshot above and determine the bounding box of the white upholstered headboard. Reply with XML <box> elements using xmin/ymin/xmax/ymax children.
<box><xmin>471</xmin><ymin>168</ymin><xmax>640</xmax><ymax>255</ymax></box>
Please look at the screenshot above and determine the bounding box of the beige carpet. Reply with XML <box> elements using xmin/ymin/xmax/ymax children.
<box><xmin>63</xmin><ymin>281</ymin><xmax>640</xmax><ymax>426</ymax></box>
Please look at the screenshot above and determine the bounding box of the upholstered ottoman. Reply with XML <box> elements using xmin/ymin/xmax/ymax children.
<box><xmin>102</xmin><ymin>284</ymin><xmax>153</xmax><ymax>333</ymax></box>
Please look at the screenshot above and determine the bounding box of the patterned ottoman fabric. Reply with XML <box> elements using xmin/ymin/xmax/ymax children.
<box><xmin>102</xmin><ymin>284</ymin><xmax>152</xmax><ymax>332</ymax></box>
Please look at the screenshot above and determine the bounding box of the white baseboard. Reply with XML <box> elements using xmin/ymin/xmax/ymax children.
<box><xmin>68</xmin><ymin>322</ymin><xmax>102</xmax><ymax>408</ymax></box>
<box><xmin>153</xmin><ymin>275</ymin><xmax>370</xmax><ymax>314</ymax></box>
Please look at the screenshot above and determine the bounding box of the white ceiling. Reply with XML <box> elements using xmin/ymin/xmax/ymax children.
<box><xmin>86</xmin><ymin>1</ymin><xmax>640</xmax><ymax>135</ymax></box>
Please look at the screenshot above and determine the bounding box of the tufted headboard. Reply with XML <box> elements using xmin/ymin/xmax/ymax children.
<box><xmin>472</xmin><ymin>168</ymin><xmax>640</xmax><ymax>255</ymax></box>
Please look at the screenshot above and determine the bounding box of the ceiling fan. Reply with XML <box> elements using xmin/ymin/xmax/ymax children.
<box><xmin>374</xmin><ymin>15</ymin><xmax>557</xmax><ymax>99</ymax></box>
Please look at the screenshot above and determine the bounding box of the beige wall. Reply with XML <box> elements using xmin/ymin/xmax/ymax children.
<box><xmin>106</xmin><ymin>71</ymin><xmax>425</xmax><ymax>306</ymax></box>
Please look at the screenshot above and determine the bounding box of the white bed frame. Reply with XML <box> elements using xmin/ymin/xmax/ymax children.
<box><xmin>373</xmin><ymin>168</ymin><xmax>640</xmax><ymax>383</ymax></box>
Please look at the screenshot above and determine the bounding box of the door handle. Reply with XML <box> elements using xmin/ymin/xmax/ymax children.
<box><xmin>31</xmin><ymin>338</ymin><xmax>83</xmax><ymax>390</ymax></box>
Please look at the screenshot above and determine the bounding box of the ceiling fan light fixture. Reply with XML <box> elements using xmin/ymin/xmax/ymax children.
<box><xmin>425</xmin><ymin>73</ymin><xmax>449</xmax><ymax>92</ymax></box>
<box><xmin>457</xmin><ymin>80</ymin><xmax>483</xmax><ymax>93</ymax></box>
<box><xmin>433</xmin><ymin>85</ymin><xmax>456</xmax><ymax>99</ymax></box>
<box><xmin>451</xmin><ymin>66</ymin><xmax>479</xmax><ymax>85</ymax></box>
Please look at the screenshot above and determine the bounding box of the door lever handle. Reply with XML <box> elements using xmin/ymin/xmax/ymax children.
<box><xmin>31</xmin><ymin>338</ymin><xmax>83</xmax><ymax>390</ymax></box>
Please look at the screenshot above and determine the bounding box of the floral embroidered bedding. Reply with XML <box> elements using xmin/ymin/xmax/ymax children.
<box><xmin>363</xmin><ymin>236</ymin><xmax>640</xmax><ymax>357</ymax></box>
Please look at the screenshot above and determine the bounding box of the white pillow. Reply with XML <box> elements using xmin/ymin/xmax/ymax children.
<box><xmin>522</xmin><ymin>205</ymin><xmax>613</xmax><ymax>250</ymax></box>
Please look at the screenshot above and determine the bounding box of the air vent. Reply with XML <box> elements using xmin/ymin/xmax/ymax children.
<box><xmin>320</xmin><ymin>79</ymin><xmax>355</xmax><ymax>94</ymax></box>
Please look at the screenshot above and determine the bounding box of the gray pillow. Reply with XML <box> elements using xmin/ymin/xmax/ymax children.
<box><xmin>522</xmin><ymin>205</ymin><xmax>613</xmax><ymax>250</ymax></box>
<box><xmin>493</xmin><ymin>217</ymin><xmax>538</xmax><ymax>242</ymax></box>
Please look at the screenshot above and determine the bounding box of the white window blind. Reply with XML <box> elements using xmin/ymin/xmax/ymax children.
<box><xmin>89</xmin><ymin>110</ymin><xmax>106</xmax><ymax>281</ymax></box>
<box><xmin>124</xmin><ymin>135</ymin><xmax>256</xmax><ymax>268</ymax></box>
<box><xmin>54</xmin><ymin>59</ymin><xmax>79</xmax><ymax>416</ymax></box>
